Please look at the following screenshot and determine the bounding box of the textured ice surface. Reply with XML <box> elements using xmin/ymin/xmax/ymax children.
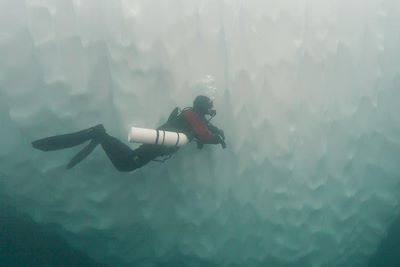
<box><xmin>0</xmin><ymin>189</ymin><xmax>106</xmax><ymax>267</ymax></box>
<box><xmin>1</xmin><ymin>0</ymin><xmax>400</xmax><ymax>266</ymax></box>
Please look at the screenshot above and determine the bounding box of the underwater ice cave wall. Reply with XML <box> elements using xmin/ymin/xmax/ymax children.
<box><xmin>1</xmin><ymin>0</ymin><xmax>400</xmax><ymax>266</ymax></box>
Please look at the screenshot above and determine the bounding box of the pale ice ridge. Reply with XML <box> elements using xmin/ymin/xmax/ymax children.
<box><xmin>1</xmin><ymin>0</ymin><xmax>400</xmax><ymax>266</ymax></box>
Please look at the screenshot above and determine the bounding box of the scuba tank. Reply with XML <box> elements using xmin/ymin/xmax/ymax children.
<box><xmin>128</xmin><ymin>107</ymin><xmax>189</xmax><ymax>147</ymax></box>
<box><xmin>128</xmin><ymin>126</ymin><xmax>189</xmax><ymax>147</ymax></box>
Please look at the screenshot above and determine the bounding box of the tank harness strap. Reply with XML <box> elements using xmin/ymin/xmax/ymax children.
<box><xmin>175</xmin><ymin>133</ymin><xmax>180</xmax><ymax>146</ymax></box>
<box><xmin>155</xmin><ymin>130</ymin><xmax>160</xmax><ymax>144</ymax></box>
<box><xmin>161</xmin><ymin>130</ymin><xmax>166</xmax><ymax>145</ymax></box>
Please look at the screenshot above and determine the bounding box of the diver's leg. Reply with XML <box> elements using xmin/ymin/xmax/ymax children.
<box><xmin>66</xmin><ymin>139</ymin><xmax>99</xmax><ymax>169</ymax></box>
<box><xmin>32</xmin><ymin>124</ymin><xmax>106</xmax><ymax>151</ymax></box>
<box><xmin>33</xmin><ymin>124</ymin><xmax>165</xmax><ymax>171</ymax></box>
<box><xmin>99</xmin><ymin>135</ymin><xmax>165</xmax><ymax>172</ymax></box>
<box><xmin>98</xmin><ymin>134</ymin><xmax>137</xmax><ymax>172</ymax></box>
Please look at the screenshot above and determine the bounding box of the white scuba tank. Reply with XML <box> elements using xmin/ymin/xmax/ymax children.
<box><xmin>128</xmin><ymin>127</ymin><xmax>189</xmax><ymax>147</ymax></box>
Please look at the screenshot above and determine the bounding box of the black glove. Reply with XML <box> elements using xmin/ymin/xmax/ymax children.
<box><xmin>213</xmin><ymin>127</ymin><xmax>226</xmax><ymax>149</ymax></box>
<box><xmin>217</xmin><ymin>129</ymin><xmax>225</xmax><ymax>140</ymax></box>
<box><xmin>205</xmin><ymin>124</ymin><xmax>227</xmax><ymax>149</ymax></box>
<box><xmin>209</xmin><ymin>125</ymin><xmax>225</xmax><ymax>139</ymax></box>
<box><xmin>216</xmin><ymin>134</ymin><xmax>226</xmax><ymax>149</ymax></box>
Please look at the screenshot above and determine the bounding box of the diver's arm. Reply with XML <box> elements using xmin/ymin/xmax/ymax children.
<box><xmin>183</xmin><ymin>110</ymin><xmax>219</xmax><ymax>144</ymax></box>
<box><xmin>207</xmin><ymin>123</ymin><xmax>225</xmax><ymax>140</ymax></box>
<box><xmin>207</xmin><ymin>124</ymin><xmax>226</xmax><ymax>148</ymax></box>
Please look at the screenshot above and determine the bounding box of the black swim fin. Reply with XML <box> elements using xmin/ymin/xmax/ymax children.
<box><xmin>66</xmin><ymin>139</ymin><xmax>99</xmax><ymax>169</ymax></box>
<box><xmin>32</xmin><ymin>124</ymin><xmax>105</xmax><ymax>151</ymax></box>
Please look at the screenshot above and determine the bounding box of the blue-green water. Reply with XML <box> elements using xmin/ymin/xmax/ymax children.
<box><xmin>0</xmin><ymin>189</ymin><xmax>106</xmax><ymax>267</ymax></box>
<box><xmin>2</xmin><ymin>190</ymin><xmax>400</xmax><ymax>266</ymax></box>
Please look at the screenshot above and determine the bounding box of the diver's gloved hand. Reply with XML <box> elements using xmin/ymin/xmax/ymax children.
<box><xmin>216</xmin><ymin>134</ymin><xmax>226</xmax><ymax>149</ymax></box>
<box><xmin>208</xmin><ymin>124</ymin><xmax>221</xmax><ymax>135</ymax></box>
<box><xmin>217</xmin><ymin>129</ymin><xmax>225</xmax><ymax>140</ymax></box>
<box><xmin>212</xmin><ymin>127</ymin><xmax>226</xmax><ymax>149</ymax></box>
<box><xmin>209</xmin><ymin>125</ymin><xmax>225</xmax><ymax>139</ymax></box>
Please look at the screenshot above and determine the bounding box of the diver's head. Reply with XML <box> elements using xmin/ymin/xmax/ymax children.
<box><xmin>193</xmin><ymin>95</ymin><xmax>216</xmax><ymax>116</ymax></box>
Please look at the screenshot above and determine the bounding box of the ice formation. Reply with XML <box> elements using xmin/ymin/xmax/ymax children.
<box><xmin>1</xmin><ymin>0</ymin><xmax>400</xmax><ymax>266</ymax></box>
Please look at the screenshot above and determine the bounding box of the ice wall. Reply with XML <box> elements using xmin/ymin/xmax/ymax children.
<box><xmin>1</xmin><ymin>0</ymin><xmax>400</xmax><ymax>266</ymax></box>
<box><xmin>0</xmin><ymin>187</ymin><xmax>106</xmax><ymax>267</ymax></box>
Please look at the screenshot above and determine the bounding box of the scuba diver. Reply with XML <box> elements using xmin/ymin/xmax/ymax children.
<box><xmin>32</xmin><ymin>95</ymin><xmax>226</xmax><ymax>172</ymax></box>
